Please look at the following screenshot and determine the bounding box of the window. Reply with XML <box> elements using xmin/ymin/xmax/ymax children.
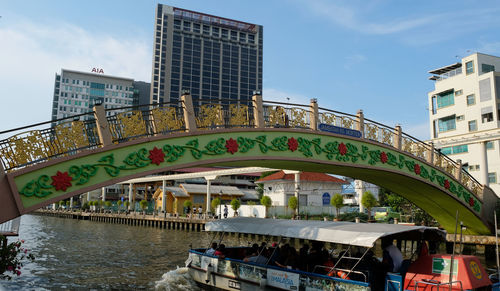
<box><xmin>436</xmin><ymin>91</ymin><xmax>454</xmax><ymax>108</ymax></box>
<box><xmin>466</xmin><ymin>94</ymin><xmax>475</xmax><ymax>105</ymax></box>
<box><xmin>468</xmin><ymin>120</ymin><xmax>477</xmax><ymax>131</ymax></box>
<box><xmin>482</xmin><ymin>64</ymin><xmax>495</xmax><ymax>73</ymax></box>
<box><xmin>482</xmin><ymin>112</ymin><xmax>493</xmax><ymax>123</ymax></box>
<box><xmin>466</xmin><ymin>61</ymin><xmax>474</xmax><ymax>74</ymax></box>
<box><xmin>487</xmin><ymin>141</ymin><xmax>494</xmax><ymax>149</ymax></box>
<box><xmin>438</xmin><ymin>115</ymin><xmax>456</xmax><ymax>132</ymax></box>
<box><xmin>456</xmin><ymin>115</ymin><xmax>464</xmax><ymax>121</ymax></box>
<box><xmin>455</xmin><ymin>89</ymin><xmax>463</xmax><ymax>96</ymax></box>
<box><xmin>488</xmin><ymin>172</ymin><xmax>497</xmax><ymax>184</ymax></box>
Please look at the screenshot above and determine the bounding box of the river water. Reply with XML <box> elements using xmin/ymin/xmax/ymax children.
<box><xmin>0</xmin><ymin>215</ymin><xmax>243</xmax><ymax>291</ymax></box>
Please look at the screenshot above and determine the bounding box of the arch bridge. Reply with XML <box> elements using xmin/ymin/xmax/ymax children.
<box><xmin>0</xmin><ymin>93</ymin><xmax>496</xmax><ymax>234</ymax></box>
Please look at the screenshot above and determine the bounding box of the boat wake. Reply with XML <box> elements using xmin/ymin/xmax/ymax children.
<box><xmin>155</xmin><ymin>267</ymin><xmax>201</xmax><ymax>291</ymax></box>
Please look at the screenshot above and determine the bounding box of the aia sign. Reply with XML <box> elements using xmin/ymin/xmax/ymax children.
<box><xmin>91</xmin><ymin>68</ymin><xmax>104</xmax><ymax>74</ymax></box>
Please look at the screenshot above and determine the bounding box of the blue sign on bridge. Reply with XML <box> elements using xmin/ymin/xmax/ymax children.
<box><xmin>318</xmin><ymin>123</ymin><xmax>362</xmax><ymax>138</ymax></box>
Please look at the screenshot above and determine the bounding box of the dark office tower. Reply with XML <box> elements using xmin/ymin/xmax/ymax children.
<box><xmin>151</xmin><ymin>4</ymin><xmax>263</xmax><ymax>106</ymax></box>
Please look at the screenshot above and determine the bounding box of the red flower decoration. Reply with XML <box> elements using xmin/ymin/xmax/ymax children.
<box><xmin>225</xmin><ymin>138</ymin><xmax>238</xmax><ymax>154</ymax></box>
<box><xmin>380</xmin><ymin>152</ymin><xmax>388</xmax><ymax>163</ymax></box>
<box><xmin>51</xmin><ymin>171</ymin><xmax>73</xmax><ymax>191</ymax></box>
<box><xmin>338</xmin><ymin>143</ymin><xmax>347</xmax><ymax>156</ymax></box>
<box><xmin>469</xmin><ymin>197</ymin><xmax>475</xmax><ymax>207</ymax></box>
<box><xmin>288</xmin><ymin>137</ymin><xmax>298</xmax><ymax>152</ymax></box>
<box><xmin>148</xmin><ymin>147</ymin><xmax>165</xmax><ymax>165</ymax></box>
<box><xmin>414</xmin><ymin>164</ymin><xmax>421</xmax><ymax>175</ymax></box>
<box><xmin>444</xmin><ymin>180</ymin><xmax>450</xmax><ymax>189</ymax></box>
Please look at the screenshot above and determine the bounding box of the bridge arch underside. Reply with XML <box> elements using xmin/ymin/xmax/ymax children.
<box><xmin>215</xmin><ymin>159</ymin><xmax>490</xmax><ymax>235</ymax></box>
<box><xmin>7</xmin><ymin>130</ymin><xmax>490</xmax><ymax>234</ymax></box>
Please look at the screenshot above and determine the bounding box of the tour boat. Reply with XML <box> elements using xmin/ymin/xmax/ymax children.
<box><xmin>186</xmin><ymin>217</ymin><xmax>500</xmax><ymax>290</ymax></box>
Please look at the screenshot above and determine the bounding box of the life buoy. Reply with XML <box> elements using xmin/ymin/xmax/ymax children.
<box><xmin>327</xmin><ymin>269</ymin><xmax>350</xmax><ymax>280</ymax></box>
<box><xmin>337</xmin><ymin>271</ymin><xmax>350</xmax><ymax>280</ymax></box>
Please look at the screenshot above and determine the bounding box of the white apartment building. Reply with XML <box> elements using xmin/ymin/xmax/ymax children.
<box><xmin>428</xmin><ymin>52</ymin><xmax>500</xmax><ymax>197</ymax></box>
<box><xmin>51</xmin><ymin>69</ymin><xmax>137</xmax><ymax>121</ymax></box>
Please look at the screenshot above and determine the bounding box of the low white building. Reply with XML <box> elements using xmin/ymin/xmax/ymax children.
<box><xmin>256</xmin><ymin>171</ymin><xmax>348</xmax><ymax>207</ymax></box>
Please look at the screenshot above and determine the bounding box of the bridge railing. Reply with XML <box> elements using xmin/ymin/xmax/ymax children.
<box><xmin>105</xmin><ymin>102</ymin><xmax>185</xmax><ymax>142</ymax></box>
<box><xmin>263</xmin><ymin>100</ymin><xmax>311</xmax><ymax>129</ymax></box>
<box><xmin>0</xmin><ymin>112</ymin><xmax>100</xmax><ymax>171</ymax></box>
<box><xmin>194</xmin><ymin>99</ymin><xmax>253</xmax><ymax>130</ymax></box>
<box><xmin>318</xmin><ymin>107</ymin><xmax>359</xmax><ymax>132</ymax></box>
<box><xmin>0</xmin><ymin>93</ymin><xmax>484</xmax><ymax>198</ymax></box>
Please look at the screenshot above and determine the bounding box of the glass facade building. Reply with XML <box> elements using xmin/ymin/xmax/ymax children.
<box><xmin>150</xmin><ymin>4</ymin><xmax>263</xmax><ymax>106</ymax></box>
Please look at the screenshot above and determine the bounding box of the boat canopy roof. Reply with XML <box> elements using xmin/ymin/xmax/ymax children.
<box><xmin>205</xmin><ymin>217</ymin><xmax>446</xmax><ymax>247</ymax></box>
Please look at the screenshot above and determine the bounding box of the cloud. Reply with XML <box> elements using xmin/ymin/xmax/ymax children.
<box><xmin>0</xmin><ymin>17</ymin><xmax>151</xmax><ymax>131</ymax></box>
<box><xmin>299</xmin><ymin>0</ymin><xmax>500</xmax><ymax>41</ymax></box>
<box><xmin>344</xmin><ymin>54</ymin><xmax>366</xmax><ymax>70</ymax></box>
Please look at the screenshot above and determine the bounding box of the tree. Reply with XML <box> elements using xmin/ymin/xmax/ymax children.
<box><xmin>117</xmin><ymin>200</ymin><xmax>123</xmax><ymax>213</ymax></box>
<box><xmin>58</xmin><ymin>201</ymin><xmax>64</xmax><ymax>210</ymax></box>
<box><xmin>139</xmin><ymin>200</ymin><xmax>148</xmax><ymax>213</ymax></box>
<box><xmin>183</xmin><ymin>200</ymin><xmax>192</xmax><ymax>214</ymax></box>
<box><xmin>230</xmin><ymin>199</ymin><xmax>241</xmax><ymax>216</ymax></box>
<box><xmin>105</xmin><ymin>201</ymin><xmax>112</xmax><ymax>212</ymax></box>
<box><xmin>288</xmin><ymin>196</ymin><xmax>298</xmax><ymax>218</ymax></box>
<box><xmin>330</xmin><ymin>193</ymin><xmax>344</xmax><ymax>217</ymax></box>
<box><xmin>361</xmin><ymin>191</ymin><xmax>377</xmax><ymax>220</ymax></box>
<box><xmin>124</xmin><ymin>201</ymin><xmax>131</xmax><ymax>211</ymax></box>
<box><xmin>211</xmin><ymin>198</ymin><xmax>221</xmax><ymax>215</ymax></box>
<box><xmin>260</xmin><ymin>196</ymin><xmax>272</xmax><ymax>218</ymax></box>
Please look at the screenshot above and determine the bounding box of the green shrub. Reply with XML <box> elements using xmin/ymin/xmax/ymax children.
<box><xmin>338</xmin><ymin>212</ymin><xmax>369</xmax><ymax>222</ymax></box>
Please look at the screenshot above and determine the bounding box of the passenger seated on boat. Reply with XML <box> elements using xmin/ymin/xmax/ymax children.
<box><xmin>307</xmin><ymin>242</ymin><xmax>327</xmax><ymax>273</ymax></box>
<box><xmin>298</xmin><ymin>244</ymin><xmax>309</xmax><ymax>271</ymax></box>
<box><xmin>243</xmin><ymin>247</ymin><xmax>267</xmax><ymax>265</ymax></box>
<box><xmin>205</xmin><ymin>242</ymin><xmax>217</xmax><ymax>256</ymax></box>
<box><xmin>381</xmin><ymin>237</ymin><xmax>403</xmax><ymax>273</ymax></box>
<box><xmin>275</xmin><ymin>245</ymin><xmax>299</xmax><ymax>270</ymax></box>
<box><xmin>214</xmin><ymin>244</ymin><xmax>226</xmax><ymax>258</ymax></box>
<box><xmin>267</xmin><ymin>243</ymin><xmax>281</xmax><ymax>266</ymax></box>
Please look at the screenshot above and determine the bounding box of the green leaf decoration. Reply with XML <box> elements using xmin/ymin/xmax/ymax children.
<box><xmin>164</xmin><ymin>145</ymin><xmax>186</xmax><ymax>162</ymax></box>
<box><xmin>255</xmin><ymin>136</ymin><xmax>268</xmax><ymax>153</ymax></box>
<box><xmin>297</xmin><ymin>137</ymin><xmax>313</xmax><ymax>157</ymax></box>
<box><xmin>270</xmin><ymin>136</ymin><xmax>288</xmax><ymax>151</ymax></box>
<box><xmin>237</xmin><ymin>137</ymin><xmax>255</xmax><ymax>153</ymax></box>
<box><xmin>205</xmin><ymin>138</ymin><xmax>226</xmax><ymax>155</ymax></box>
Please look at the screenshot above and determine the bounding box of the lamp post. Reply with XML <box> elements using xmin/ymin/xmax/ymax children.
<box><xmin>219</xmin><ymin>190</ymin><xmax>223</xmax><ymax>219</ymax></box>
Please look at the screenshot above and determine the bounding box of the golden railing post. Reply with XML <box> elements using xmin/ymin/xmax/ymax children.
<box><xmin>93</xmin><ymin>103</ymin><xmax>113</xmax><ymax>147</ymax></box>
<box><xmin>181</xmin><ymin>90</ymin><xmax>197</xmax><ymax>132</ymax></box>
<box><xmin>455</xmin><ymin>159</ymin><xmax>462</xmax><ymax>181</ymax></box>
<box><xmin>357</xmin><ymin>110</ymin><xmax>364</xmax><ymax>138</ymax></box>
<box><xmin>427</xmin><ymin>141</ymin><xmax>435</xmax><ymax>164</ymax></box>
<box><xmin>252</xmin><ymin>91</ymin><xmax>264</xmax><ymax>128</ymax></box>
<box><xmin>309</xmin><ymin>98</ymin><xmax>318</xmax><ymax>131</ymax></box>
<box><xmin>394</xmin><ymin>125</ymin><xmax>402</xmax><ymax>150</ymax></box>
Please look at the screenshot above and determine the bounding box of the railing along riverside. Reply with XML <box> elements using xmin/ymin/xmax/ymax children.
<box><xmin>0</xmin><ymin>112</ymin><xmax>100</xmax><ymax>171</ymax></box>
<box><xmin>263</xmin><ymin>100</ymin><xmax>311</xmax><ymax>129</ymax></box>
<box><xmin>0</xmin><ymin>93</ymin><xmax>484</xmax><ymax>198</ymax></box>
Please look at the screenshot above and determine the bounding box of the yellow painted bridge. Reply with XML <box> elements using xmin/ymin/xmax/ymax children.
<box><xmin>0</xmin><ymin>93</ymin><xmax>497</xmax><ymax>234</ymax></box>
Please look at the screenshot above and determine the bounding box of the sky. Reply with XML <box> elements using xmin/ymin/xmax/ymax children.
<box><xmin>1</xmin><ymin>0</ymin><xmax>500</xmax><ymax>140</ymax></box>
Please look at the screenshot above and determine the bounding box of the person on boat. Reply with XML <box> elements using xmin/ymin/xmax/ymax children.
<box><xmin>214</xmin><ymin>244</ymin><xmax>226</xmax><ymax>258</ymax></box>
<box><xmin>298</xmin><ymin>243</ymin><xmax>309</xmax><ymax>271</ymax></box>
<box><xmin>267</xmin><ymin>242</ymin><xmax>281</xmax><ymax>266</ymax></box>
<box><xmin>205</xmin><ymin>242</ymin><xmax>217</xmax><ymax>256</ymax></box>
<box><xmin>382</xmin><ymin>237</ymin><xmax>403</xmax><ymax>273</ymax></box>
<box><xmin>307</xmin><ymin>241</ymin><xmax>326</xmax><ymax>273</ymax></box>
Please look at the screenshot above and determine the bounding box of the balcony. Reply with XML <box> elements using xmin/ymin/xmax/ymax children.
<box><xmin>429</xmin><ymin>67</ymin><xmax>462</xmax><ymax>82</ymax></box>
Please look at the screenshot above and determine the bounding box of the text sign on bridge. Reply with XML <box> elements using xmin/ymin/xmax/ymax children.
<box><xmin>318</xmin><ymin>123</ymin><xmax>362</xmax><ymax>138</ymax></box>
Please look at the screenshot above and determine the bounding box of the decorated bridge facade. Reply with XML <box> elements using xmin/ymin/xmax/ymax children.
<box><xmin>0</xmin><ymin>93</ymin><xmax>497</xmax><ymax>234</ymax></box>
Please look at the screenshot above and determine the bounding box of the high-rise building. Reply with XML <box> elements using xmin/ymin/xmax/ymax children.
<box><xmin>428</xmin><ymin>52</ymin><xmax>500</xmax><ymax>197</ymax></box>
<box><xmin>51</xmin><ymin>69</ymin><xmax>150</xmax><ymax>121</ymax></box>
<box><xmin>150</xmin><ymin>4</ymin><xmax>263</xmax><ymax>106</ymax></box>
